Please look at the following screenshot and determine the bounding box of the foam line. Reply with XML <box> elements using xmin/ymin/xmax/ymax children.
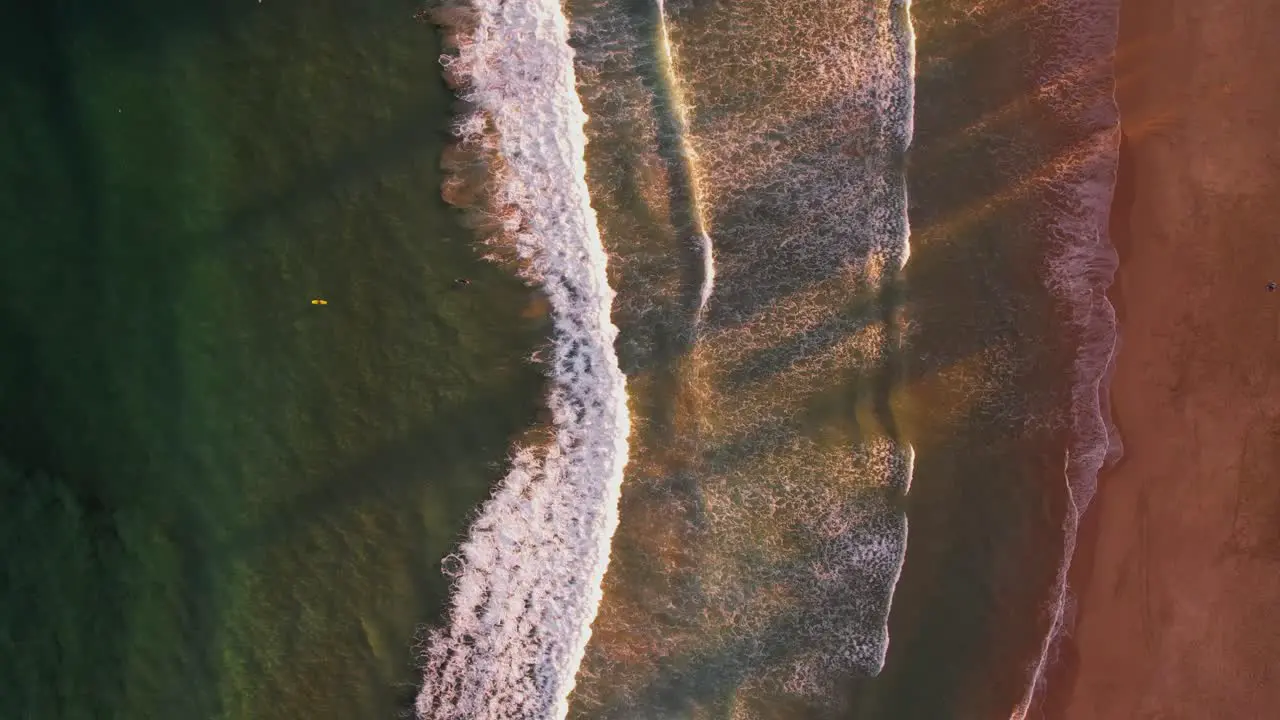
<box><xmin>654</xmin><ymin>0</ymin><xmax>716</xmax><ymax>322</ymax></box>
<box><xmin>415</xmin><ymin>1</ymin><xmax>631</xmax><ymax>718</ymax></box>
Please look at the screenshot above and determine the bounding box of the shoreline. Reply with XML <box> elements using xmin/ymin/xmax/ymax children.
<box><xmin>1048</xmin><ymin>0</ymin><xmax>1280</xmax><ymax>716</ymax></box>
<box><xmin>1041</xmin><ymin>122</ymin><xmax>1136</xmax><ymax>720</ymax></box>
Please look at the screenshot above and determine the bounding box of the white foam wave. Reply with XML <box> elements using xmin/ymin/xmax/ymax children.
<box><xmin>414</xmin><ymin>1</ymin><xmax>631</xmax><ymax>718</ymax></box>
<box><xmin>697</xmin><ymin>230</ymin><xmax>716</xmax><ymax>317</ymax></box>
<box><xmin>900</xmin><ymin>0</ymin><xmax>916</xmax><ymax>271</ymax></box>
<box><xmin>871</xmin><ymin>442</ymin><xmax>915</xmax><ymax>672</ymax></box>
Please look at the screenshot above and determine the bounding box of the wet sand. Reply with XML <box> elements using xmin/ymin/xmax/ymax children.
<box><xmin>1055</xmin><ymin>0</ymin><xmax>1280</xmax><ymax>717</ymax></box>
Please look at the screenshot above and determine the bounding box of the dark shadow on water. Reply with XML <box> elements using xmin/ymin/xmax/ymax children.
<box><xmin>217</xmin><ymin>374</ymin><xmax>543</xmax><ymax>617</ymax></box>
<box><xmin>579</xmin><ymin>0</ymin><xmax>718</xmax><ymax>502</ymax></box>
<box><xmin>581</xmin><ymin>2</ymin><xmax>1079</xmax><ymax>717</ymax></box>
<box><xmin>0</xmin><ymin>0</ymin><xmax>231</xmax><ymax>61</ymax></box>
<box><xmin>0</xmin><ymin>0</ymin><xmax>1090</xmax><ymax>716</ymax></box>
<box><xmin>718</xmin><ymin>289</ymin><xmax>880</xmax><ymax>390</ymax></box>
<box><xmin>840</xmin><ymin>4</ymin><xmax>1081</xmax><ymax>718</ymax></box>
<box><xmin>0</xmin><ymin>0</ymin><xmax>405</xmax><ymax>75</ymax></box>
<box><xmin>585</xmin><ymin>545</ymin><xmax>901</xmax><ymax>720</ymax></box>
<box><xmin>210</xmin><ymin>101</ymin><xmax>453</xmax><ymax>258</ymax></box>
<box><xmin>0</xmin><ymin>311</ymin><xmax>66</xmax><ymax>479</ymax></box>
<box><xmin>1</xmin><ymin>1</ymin><xmax>523</xmax><ymax>718</ymax></box>
<box><xmin>585</xmin><ymin>0</ymin><xmax>710</xmax><ymax>334</ymax></box>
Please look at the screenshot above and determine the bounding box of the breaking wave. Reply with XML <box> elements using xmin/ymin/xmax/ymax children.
<box><xmin>414</xmin><ymin>1</ymin><xmax>630</xmax><ymax>718</ymax></box>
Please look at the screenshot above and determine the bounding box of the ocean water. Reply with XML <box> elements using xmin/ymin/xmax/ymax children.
<box><xmin>2</xmin><ymin>2</ymin><xmax>547</xmax><ymax>718</ymax></box>
<box><xmin>419</xmin><ymin>0</ymin><xmax>1121</xmax><ymax>718</ymax></box>
<box><xmin>3</xmin><ymin>0</ymin><xmax>1121</xmax><ymax>719</ymax></box>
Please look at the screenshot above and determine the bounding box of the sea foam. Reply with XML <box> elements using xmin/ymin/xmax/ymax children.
<box><xmin>654</xmin><ymin>0</ymin><xmax>716</xmax><ymax>324</ymax></box>
<box><xmin>564</xmin><ymin>0</ymin><xmax>917</xmax><ymax>712</ymax></box>
<box><xmin>1012</xmin><ymin>0</ymin><xmax>1123</xmax><ymax>716</ymax></box>
<box><xmin>415</xmin><ymin>1</ymin><xmax>630</xmax><ymax>718</ymax></box>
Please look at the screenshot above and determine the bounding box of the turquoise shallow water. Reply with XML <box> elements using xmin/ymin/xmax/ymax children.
<box><xmin>1</xmin><ymin>2</ymin><xmax>547</xmax><ymax>718</ymax></box>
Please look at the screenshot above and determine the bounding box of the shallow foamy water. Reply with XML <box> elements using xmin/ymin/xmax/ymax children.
<box><xmin>416</xmin><ymin>0</ymin><xmax>1121</xmax><ymax>718</ymax></box>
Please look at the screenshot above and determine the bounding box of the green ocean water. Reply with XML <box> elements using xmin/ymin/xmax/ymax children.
<box><xmin>0</xmin><ymin>2</ymin><xmax>546</xmax><ymax>718</ymax></box>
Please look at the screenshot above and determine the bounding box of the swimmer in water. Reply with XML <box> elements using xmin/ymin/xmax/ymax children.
<box><xmin>1268</xmin><ymin>281</ymin><xmax>1277</xmax><ymax>292</ymax></box>
<box><xmin>453</xmin><ymin>277</ymin><xmax>472</xmax><ymax>288</ymax></box>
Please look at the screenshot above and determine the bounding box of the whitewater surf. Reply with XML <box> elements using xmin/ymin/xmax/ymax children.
<box><xmin>414</xmin><ymin>1</ymin><xmax>631</xmax><ymax>718</ymax></box>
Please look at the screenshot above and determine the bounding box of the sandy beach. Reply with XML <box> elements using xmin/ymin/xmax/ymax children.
<box><xmin>1054</xmin><ymin>0</ymin><xmax>1280</xmax><ymax>717</ymax></box>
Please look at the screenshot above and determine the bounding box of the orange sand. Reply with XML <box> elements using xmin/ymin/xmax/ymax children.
<box><xmin>1058</xmin><ymin>0</ymin><xmax>1280</xmax><ymax>717</ymax></box>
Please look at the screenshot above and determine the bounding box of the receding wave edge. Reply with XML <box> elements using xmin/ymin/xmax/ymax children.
<box><xmin>1012</xmin><ymin>1</ymin><xmax>1124</xmax><ymax>716</ymax></box>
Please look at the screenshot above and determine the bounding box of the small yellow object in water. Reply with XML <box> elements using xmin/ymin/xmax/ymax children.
<box><xmin>311</xmin><ymin>299</ymin><xmax>328</xmax><ymax>305</ymax></box>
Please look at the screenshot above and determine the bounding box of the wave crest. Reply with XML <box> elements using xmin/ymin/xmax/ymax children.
<box><xmin>415</xmin><ymin>2</ymin><xmax>631</xmax><ymax>719</ymax></box>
